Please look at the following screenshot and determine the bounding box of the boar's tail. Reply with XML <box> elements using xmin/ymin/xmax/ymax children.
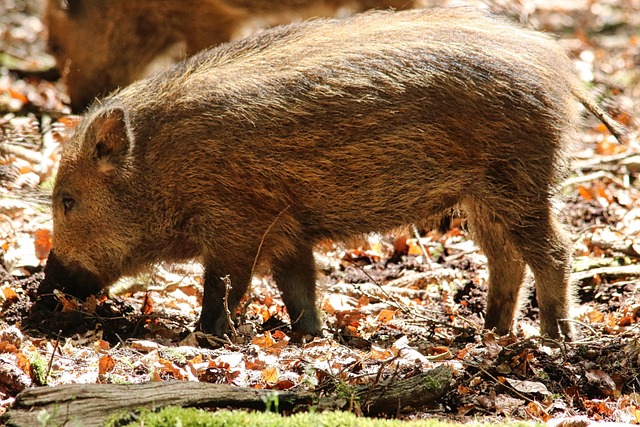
<box><xmin>572</xmin><ymin>85</ymin><xmax>627</xmax><ymax>142</ymax></box>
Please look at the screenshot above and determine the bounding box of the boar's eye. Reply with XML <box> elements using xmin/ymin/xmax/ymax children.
<box><xmin>62</xmin><ymin>196</ymin><xmax>76</xmax><ymax>214</ymax></box>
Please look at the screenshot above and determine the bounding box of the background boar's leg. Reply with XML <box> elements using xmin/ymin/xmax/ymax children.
<box><xmin>199</xmin><ymin>266</ymin><xmax>251</xmax><ymax>336</ymax></box>
<box><xmin>272</xmin><ymin>244</ymin><xmax>323</xmax><ymax>336</ymax></box>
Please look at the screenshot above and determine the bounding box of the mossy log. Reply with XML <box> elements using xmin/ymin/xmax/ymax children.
<box><xmin>2</xmin><ymin>365</ymin><xmax>451</xmax><ymax>427</ymax></box>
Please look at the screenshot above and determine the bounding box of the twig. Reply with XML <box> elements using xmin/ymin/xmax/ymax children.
<box><xmin>411</xmin><ymin>224</ymin><xmax>431</xmax><ymax>260</ymax></box>
<box><xmin>249</xmin><ymin>205</ymin><xmax>291</xmax><ymax>283</ymax></box>
<box><xmin>560</xmin><ymin>318</ymin><xmax>599</xmax><ymax>338</ymax></box>
<box><xmin>361</xmin><ymin>357</ymin><xmax>400</xmax><ymax>412</ymax></box>
<box><xmin>443</xmin><ymin>247</ymin><xmax>478</xmax><ymax>263</ymax></box>
<box><xmin>242</xmin><ymin>205</ymin><xmax>291</xmax><ymax>317</ymax></box>
<box><xmin>588</xmin><ymin>238</ymin><xmax>640</xmax><ymax>258</ymax></box>
<box><xmin>561</xmin><ymin>170</ymin><xmax>607</xmax><ymax>188</ymax></box>
<box><xmin>571</xmin><ymin>151</ymin><xmax>637</xmax><ymax>171</ymax></box>
<box><xmin>562</xmin><ymin>170</ymin><xmax>632</xmax><ymax>191</ymax></box>
<box><xmin>222</xmin><ymin>275</ymin><xmax>237</xmax><ymax>341</ymax></box>
<box><xmin>45</xmin><ymin>330</ymin><xmax>62</xmax><ymax>384</ymax></box>
<box><xmin>572</xmin><ymin>264</ymin><xmax>640</xmax><ymax>282</ymax></box>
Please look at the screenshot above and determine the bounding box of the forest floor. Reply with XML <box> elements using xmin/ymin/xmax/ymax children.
<box><xmin>1</xmin><ymin>0</ymin><xmax>640</xmax><ymax>424</ymax></box>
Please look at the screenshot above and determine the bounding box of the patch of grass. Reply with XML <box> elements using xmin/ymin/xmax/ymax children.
<box><xmin>107</xmin><ymin>407</ymin><xmax>541</xmax><ymax>427</ymax></box>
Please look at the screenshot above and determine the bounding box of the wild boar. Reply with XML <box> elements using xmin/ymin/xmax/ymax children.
<box><xmin>45</xmin><ymin>0</ymin><xmax>419</xmax><ymax>111</ymax></box>
<box><xmin>42</xmin><ymin>7</ymin><xmax>624</xmax><ymax>340</ymax></box>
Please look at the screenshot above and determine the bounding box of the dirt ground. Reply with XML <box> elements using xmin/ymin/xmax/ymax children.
<box><xmin>1</xmin><ymin>0</ymin><xmax>640</xmax><ymax>423</ymax></box>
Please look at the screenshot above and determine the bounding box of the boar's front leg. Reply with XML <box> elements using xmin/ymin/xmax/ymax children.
<box><xmin>199</xmin><ymin>265</ymin><xmax>251</xmax><ymax>336</ymax></box>
<box><xmin>272</xmin><ymin>243</ymin><xmax>323</xmax><ymax>336</ymax></box>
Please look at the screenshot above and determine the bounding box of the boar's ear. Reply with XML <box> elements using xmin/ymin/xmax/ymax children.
<box><xmin>91</xmin><ymin>107</ymin><xmax>135</xmax><ymax>174</ymax></box>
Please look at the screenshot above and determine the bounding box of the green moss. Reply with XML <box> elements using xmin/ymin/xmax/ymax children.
<box><xmin>107</xmin><ymin>408</ymin><xmax>541</xmax><ymax>427</ymax></box>
<box><xmin>27</xmin><ymin>351</ymin><xmax>49</xmax><ymax>386</ymax></box>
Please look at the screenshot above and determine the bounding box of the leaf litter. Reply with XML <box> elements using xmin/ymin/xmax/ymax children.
<box><xmin>1</xmin><ymin>0</ymin><xmax>640</xmax><ymax>423</ymax></box>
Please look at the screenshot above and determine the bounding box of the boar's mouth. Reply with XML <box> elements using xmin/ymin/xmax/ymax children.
<box><xmin>38</xmin><ymin>249</ymin><xmax>106</xmax><ymax>302</ymax></box>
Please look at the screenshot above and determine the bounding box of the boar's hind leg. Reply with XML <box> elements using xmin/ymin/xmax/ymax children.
<box><xmin>468</xmin><ymin>198</ymin><xmax>574</xmax><ymax>341</ymax></box>
<box><xmin>199</xmin><ymin>266</ymin><xmax>251</xmax><ymax>336</ymax></box>
<box><xmin>510</xmin><ymin>210</ymin><xmax>574</xmax><ymax>341</ymax></box>
<box><xmin>466</xmin><ymin>203</ymin><xmax>527</xmax><ymax>337</ymax></box>
<box><xmin>272</xmin><ymin>244</ymin><xmax>323</xmax><ymax>336</ymax></box>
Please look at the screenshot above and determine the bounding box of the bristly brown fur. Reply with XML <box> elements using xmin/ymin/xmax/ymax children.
<box><xmin>48</xmin><ymin>7</ymin><xmax>607</xmax><ymax>340</ymax></box>
<box><xmin>45</xmin><ymin>0</ymin><xmax>419</xmax><ymax>111</ymax></box>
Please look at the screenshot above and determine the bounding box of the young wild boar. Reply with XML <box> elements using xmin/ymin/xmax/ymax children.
<box><xmin>45</xmin><ymin>0</ymin><xmax>419</xmax><ymax>111</ymax></box>
<box><xmin>42</xmin><ymin>7</ymin><xmax>623</xmax><ymax>341</ymax></box>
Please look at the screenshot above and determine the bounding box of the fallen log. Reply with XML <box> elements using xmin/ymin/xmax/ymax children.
<box><xmin>318</xmin><ymin>364</ymin><xmax>453</xmax><ymax>415</ymax></box>
<box><xmin>2</xmin><ymin>381</ymin><xmax>314</xmax><ymax>427</ymax></box>
<box><xmin>2</xmin><ymin>365</ymin><xmax>451</xmax><ymax>426</ymax></box>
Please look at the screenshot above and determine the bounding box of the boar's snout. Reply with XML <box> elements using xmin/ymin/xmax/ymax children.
<box><xmin>39</xmin><ymin>249</ymin><xmax>105</xmax><ymax>301</ymax></box>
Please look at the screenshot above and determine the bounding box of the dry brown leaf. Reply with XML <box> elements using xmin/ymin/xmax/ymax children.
<box><xmin>33</xmin><ymin>229</ymin><xmax>52</xmax><ymax>261</ymax></box>
<box><xmin>141</xmin><ymin>293</ymin><xmax>154</xmax><ymax>315</ymax></box>
<box><xmin>0</xmin><ymin>341</ymin><xmax>19</xmax><ymax>353</ymax></box>
<box><xmin>505</xmin><ymin>378</ymin><xmax>550</xmax><ymax>395</ymax></box>
<box><xmin>457</xmin><ymin>385</ymin><xmax>472</xmax><ymax>395</ymax></box>
<box><xmin>158</xmin><ymin>358</ymin><xmax>184</xmax><ymax>380</ymax></box>
<box><xmin>94</xmin><ymin>340</ymin><xmax>110</xmax><ymax>352</ymax></box>
<box><xmin>369</xmin><ymin>345</ymin><xmax>393</xmax><ymax>361</ymax></box>
<box><xmin>252</xmin><ymin>332</ymin><xmax>275</xmax><ymax>349</ymax></box>
<box><xmin>245</xmin><ymin>359</ymin><xmax>265</xmax><ymax>371</ymax></box>
<box><xmin>53</xmin><ymin>289</ymin><xmax>78</xmax><ymax>312</ymax></box>
<box><xmin>15</xmin><ymin>352</ymin><xmax>30</xmax><ymax>377</ymax></box>
<box><xmin>578</xmin><ymin>185</ymin><xmax>592</xmax><ymax>201</ymax></box>
<box><xmin>406</xmin><ymin>238</ymin><xmax>424</xmax><ymax>256</ymax></box>
<box><xmin>585</xmin><ymin>369</ymin><xmax>616</xmax><ymax>392</ymax></box>
<box><xmin>2</xmin><ymin>286</ymin><xmax>18</xmax><ymax>301</ymax></box>
<box><xmin>130</xmin><ymin>340</ymin><xmax>159</xmax><ymax>352</ymax></box>
<box><xmin>261</xmin><ymin>367</ymin><xmax>278</xmax><ymax>385</ymax></box>
<box><xmin>270</xmin><ymin>330</ymin><xmax>285</xmax><ymax>340</ymax></box>
<box><xmin>356</xmin><ymin>295</ymin><xmax>370</xmax><ymax>308</ymax></box>
<box><xmin>376</xmin><ymin>309</ymin><xmax>396</xmax><ymax>323</ymax></box>
<box><xmin>525</xmin><ymin>401</ymin><xmax>550</xmax><ymax>421</ymax></box>
<box><xmin>276</xmin><ymin>379</ymin><xmax>295</xmax><ymax>390</ymax></box>
<box><xmin>149</xmin><ymin>370</ymin><xmax>162</xmax><ymax>382</ymax></box>
<box><xmin>98</xmin><ymin>355</ymin><xmax>115</xmax><ymax>375</ymax></box>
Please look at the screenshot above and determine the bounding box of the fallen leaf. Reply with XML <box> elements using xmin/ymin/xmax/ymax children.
<box><xmin>505</xmin><ymin>378</ymin><xmax>550</xmax><ymax>395</ymax></box>
<box><xmin>94</xmin><ymin>340</ymin><xmax>111</xmax><ymax>352</ymax></box>
<box><xmin>15</xmin><ymin>352</ymin><xmax>30</xmax><ymax>377</ymax></box>
<box><xmin>261</xmin><ymin>367</ymin><xmax>278</xmax><ymax>385</ymax></box>
<box><xmin>141</xmin><ymin>293</ymin><xmax>154</xmax><ymax>315</ymax></box>
<box><xmin>53</xmin><ymin>289</ymin><xmax>77</xmax><ymax>312</ymax></box>
<box><xmin>276</xmin><ymin>379</ymin><xmax>295</xmax><ymax>390</ymax></box>
<box><xmin>98</xmin><ymin>355</ymin><xmax>115</xmax><ymax>375</ymax></box>
<box><xmin>33</xmin><ymin>229</ymin><xmax>52</xmax><ymax>261</ymax></box>
<box><xmin>130</xmin><ymin>340</ymin><xmax>159</xmax><ymax>353</ymax></box>
<box><xmin>585</xmin><ymin>369</ymin><xmax>616</xmax><ymax>392</ymax></box>
<box><xmin>495</xmin><ymin>394</ymin><xmax>525</xmax><ymax>415</ymax></box>
<box><xmin>0</xmin><ymin>342</ymin><xmax>19</xmax><ymax>353</ymax></box>
<box><xmin>2</xmin><ymin>286</ymin><xmax>18</xmax><ymax>301</ymax></box>
<box><xmin>252</xmin><ymin>332</ymin><xmax>275</xmax><ymax>349</ymax></box>
<box><xmin>377</xmin><ymin>309</ymin><xmax>396</xmax><ymax>323</ymax></box>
